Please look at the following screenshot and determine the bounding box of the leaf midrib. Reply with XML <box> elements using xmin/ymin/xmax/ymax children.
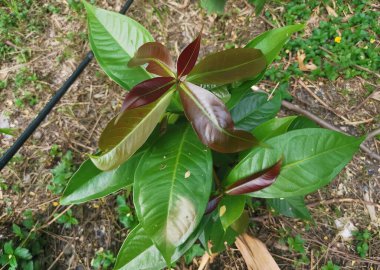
<box><xmin>93</xmin><ymin>91</ymin><xmax>173</xmax><ymax>159</ymax></box>
<box><xmin>281</xmin><ymin>139</ymin><xmax>359</xmax><ymax>170</ymax></box>
<box><xmin>165</xmin><ymin>125</ymin><xmax>190</xmax><ymax>248</ymax></box>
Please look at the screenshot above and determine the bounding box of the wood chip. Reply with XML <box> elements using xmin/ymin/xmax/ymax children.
<box><xmin>235</xmin><ymin>233</ymin><xmax>280</xmax><ymax>270</ymax></box>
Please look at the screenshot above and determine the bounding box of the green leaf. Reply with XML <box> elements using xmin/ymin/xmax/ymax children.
<box><xmin>252</xmin><ymin>116</ymin><xmax>297</xmax><ymax>141</ymax></box>
<box><xmin>134</xmin><ymin>123</ymin><xmax>213</xmax><ymax>263</ymax></box>
<box><xmin>200</xmin><ymin>0</ymin><xmax>227</xmax><ymax>14</ymax></box>
<box><xmin>228</xmin><ymin>129</ymin><xmax>364</xmax><ymax>198</ymax></box>
<box><xmin>4</xmin><ymin>241</ymin><xmax>14</xmax><ymax>255</ymax></box>
<box><xmin>249</xmin><ymin>0</ymin><xmax>267</xmax><ymax>15</ymax></box>
<box><xmin>60</xmin><ymin>154</ymin><xmax>141</xmax><ymax>204</ymax></box>
<box><xmin>91</xmin><ymin>91</ymin><xmax>173</xmax><ymax>171</ymax></box>
<box><xmin>252</xmin><ymin>116</ymin><xmax>318</xmax><ymax>142</ymax></box>
<box><xmin>183</xmin><ymin>244</ymin><xmax>204</xmax><ymax>265</ymax></box>
<box><xmin>201</xmin><ymin>214</ymin><xmax>239</xmax><ymax>253</ymax></box>
<box><xmin>231</xmin><ymin>92</ymin><xmax>282</xmax><ymax>131</ymax></box>
<box><xmin>246</xmin><ymin>24</ymin><xmax>304</xmax><ymax>65</ymax></box>
<box><xmin>187</xmin><ymin>48</ymin><xmax>266</xmax><ymax>85</ymax></box>
<box><xmin>288</xmin><ymin>116</ymin><xmax>319</xmax><ymax>130</ymax></box>
<box><xmin>0</xmin><ymin>128</ymin><xmax>15</xmax><ymax>136</ymax></box>
<box><xmin>267</xmin><ymin>197</ymin><xmax>312</xmax><ymax>220</ymax></box>
<box><xmin>225</xmin><ymin>70</ymin><xmax>266</xmax><ymax>110</ymax></box>
<box><xmin>114</xmin><ymin>217</ymin><xmax>209</xmax><ymax>270</ymax></box>
<box><xmin>218</xmin><ymin>195</ymin><xmax>246</xmax><ymax>231</ymax></box>
<box><xmin>14</xmin><ymin>247</ymin><xmax>32</xmax><ymax>260</ymax></box>
<box><xmin>12</xmin><ymin>224</ymin><xmax>23</xmax><ymax>239</ymax></box>
<box><xmin>83</xmin><ymin>2</ymin><xmax>153</xmax><ymax>90</ymax></box>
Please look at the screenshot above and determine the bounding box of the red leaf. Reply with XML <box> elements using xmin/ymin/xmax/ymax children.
<box><xmin>179</xmin><ymin>82</ymin><xmax>257</xmax><ymax>153</ymax></box>
<box><xmin>128</xmin><ymin>42</ymin><xmax>175</xmax><ymax>77</ymax></box>
<box><xmin>205</xmin><ymin>194</ymin><xmax>223</xmax><ymax>215</ymax></box>
<box><xmin>225</xmin><ymin>160</ymin><xmax>282</xmax><ymax>195</ymax></box>
<box><xmin>177</xmin><ymin>30</ymin><xmax>202</xmax><ymax>78</ymax></box>
<box><xmin>121</xmin><ymin>77</ymin><xmax>175</xmax><ymax>111</ymax></box>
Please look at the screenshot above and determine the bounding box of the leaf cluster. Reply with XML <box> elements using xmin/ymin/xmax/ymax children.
<box><xmin>57</xmin><ymin>2</ymin><xmax>365</xmax><ymax>269</ymax></box>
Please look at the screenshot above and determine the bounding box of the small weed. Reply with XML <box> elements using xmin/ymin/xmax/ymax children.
<box><xmin>48</xmin><ymin>151</ymin><xmax>75</xmax><ymax>195</ymax></box>
<box><xmin>49</xmin><ymin>144</ymin><xmax>62</xmax><ymax>158</ymax></box>
<box><xmin>265</xmin><ymin>0</ymin><xmax>379</xmax><ymax>83</ymax></box>
<box><xmin>0</xmin><ymin>241</ymin><xmax>33</xmax><ymax>270</ymax></box>
<box><xmin>116</xmin><ymin>195</ymin><xmax>138</xmax><ymax>229</ymax></box>
<box><xmin>353</xmin><ymin>229</ymin><xmax>372</xmax><ymax>258</ymax></box>
<box><xmin>91</xmin><ymin>249</ymin><xmax>116</xmax><ymax>270</ymax></box>
<box><xmin>279</xmin><ymin>231</ymin><xmax>310</xmax><ymax>267</ymax></box>
<box><xmin>54</xmin><ymin>209</ymin><xmax>78</xmax><ymax>229</ymax></box>
<box><xmin>0</xmin><ymin>210</ymin><xmax>44</xmax><ymax>270</ymax></box>
<box><xmin>184</xmin><ymin>244</ymin><xmax>205</xmax><ymax>265</ymax></box>
<box><xmin>322</xmin><ymin>261</ymin><xmax>340</xmax><ymax>270</ymax></box>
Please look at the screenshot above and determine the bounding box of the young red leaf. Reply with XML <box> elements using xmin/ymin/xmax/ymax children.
<box><xmin>225</xmin><ymin>160</ymin><xmax>282</xmax><ymax>195</ymax></box>
<box><xmin>205</xmin><ymin>194</ymin><xmax>223</xmax><ymax>215</ymax></box>
<box><xmin>128</xmin><ymin>42</ymin><xmax>175</xmax><ymax>77</ymax></box>
<box><xmin>121</xmin><ymin>77</ymin><xmax>175</xmax><ymax>111</ymax></box>
<box><xmin>187</xmin><ymin>48</ymin><xmax>267</xmax><ymax>85</ymax></box>
<box><xmin>179</xmin><ymin>82</ymin><xmax>257</xmax><ymax>153</ymax></box>
<box><xmin>177</xmin><ymin>30</ymin><xmax>202</xmax><ymax>78</ymax></box>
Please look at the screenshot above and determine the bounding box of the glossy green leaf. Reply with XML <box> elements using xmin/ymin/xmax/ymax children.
<box><xmin>219</xmin><ymin>195</ymin><xmax>246</xmax><ymax>231</ymax></box>
<box><xmin>252</xmin><ymin>116</ymin><xmax>297</xmax><ymax>141</ymax></box>
<box><xmin>267</xmin><ymin>197</ymin><xmax>312</xmax><ymax>220</ymax></box>
<box><xmin>231</xmin><ymin>91</ymin><xmax>282</xmax><ymax>131</ymax></box>
<box><xmin>228</xmin><ymin>129</ymin><xmax>364</xmax><ymax>198</ymax></box>
<box><xmin>225</xmin><ymin>70</ymin><xmax>266</xmax><ymax>110</ymax></box>
<box><xmin>252</xmin><ymin>116</ymin><xmax>319</xmax><ymax>142</ymax></box>
<box><xmin>179</xmin><ymin>82</ymin><xmax>256</xmax><ymax>153</ymax></box>
<box><xmin>84</xmin><ymin>2</ymin><xmax>153</xmax><ymax>90</ymax></box>
<box><xmin>201</xmin><ymin>211</ymin><xmax>248</xmax><ymax>253</ymax></box>
<box><xmin>246</xmin><ymin>24</ymin><xmax>304</xmax><ymax>65</ymax></box>
<box><xmin>134</xmin><ymin>124</ymin><xmax>213</xmax><ymax>263</ymax></box>
<box><xmin>91</xmin><ymin>92</ymin><xmax>173</xmax><ymax>171</ymax></box>
<box><xmin>288</xmin><ymin>116</ymin><xmax>319</xmax><ymax>130</ymax></box>
<box><xmin>200</xmin><ymin>0</ymin><xmax>227</xmax><ymax>14</ymax></box>
<box><xmin>60</xmin><ymin>154</ymin><xmax>141</xmax><ymax>205</ymax></box>
<box><xmin>187</xmin><ymin>48</ymin><xmax>266</xmax><ymax>85</ymax></box>
<box><xmin>114</xmin><ymin>217</ymin><xmax>209</xmax><ymax>270</ymax></box>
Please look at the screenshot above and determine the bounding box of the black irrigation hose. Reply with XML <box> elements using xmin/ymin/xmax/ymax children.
<box><xmin>0</xmin><ymin>0</ymin><xmax>134</xmax><ymax>172</ymax></box>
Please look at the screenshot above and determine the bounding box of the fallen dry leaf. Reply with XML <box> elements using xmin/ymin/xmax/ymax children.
<box><xmin>370</xmin><ymin>91</ymin><xmax>380</xmax><ymax>102</ymax></box>
<box><xmin>363</xmin><ymin>188</ymin><xmax>378</xmax><ymax>224</ymax></box>
<box><xmin>235</xmin><ymin>233</ymin><xmax>280</xmax><ymax>270</ymax></box>
<box><xmin>297</xmin><ymin>50</ymin><xmax>318</xmax><ymax>72</ymax></box>
<box><xmin>325</xmin><ymin>5</ymin><xmax>338</xmax><ymax>17</ymax></box>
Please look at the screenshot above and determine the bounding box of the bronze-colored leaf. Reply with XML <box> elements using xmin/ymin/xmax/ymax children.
<box><xmin>225</xmin><ymin>160</ymin><xmax>281</xmax><ymax>195</ymax></box>
<box><xmin>177</xmin><ymin>30</ymin><xmax>202</xmax><ymax>78</ymax></box>
<box><xmin>128</xmin><ymin>42</ymin><xmax>175</xmax><ymax>77</ymax></box>
<box><xmin>187</xmin><ymin>48</ymin><xmax>267</xmax><ymax>85</ymax></box>
<box><xmin>179</xmin><ymin>82</ymin><xmax>257</xmax><ymax>153</ymax></box>
<box><xmin>205</xmin><ymin>194</ymin><xmax>223</xmax><ymax>215</ymax></box>
<box><xmin>121</xmin><ymin>77</ymin><xmax>175</xmax><ymax>111</ymax></box>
